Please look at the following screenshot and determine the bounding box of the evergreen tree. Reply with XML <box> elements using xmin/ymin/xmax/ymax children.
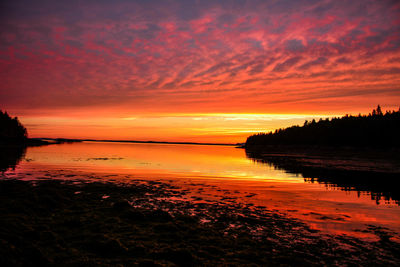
<box><xmin>0</xmin><ymin>110</ymin><xmax>28</xmax><ymax>143</ymax></box>
<box><xmin>245</xmin><ymin>106</ymin><xmax>400</xmax><ymax>148</ymax></box>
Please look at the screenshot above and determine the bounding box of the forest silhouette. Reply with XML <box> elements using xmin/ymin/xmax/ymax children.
<box><xmin>0</xmin><ymin>110</ymin><xmax>28</xmax><ymax>172</ymax></box>
<box><xmin>246</xmin><ymin>105</ymin><xmax>400</xmax><ymax>148</ymax></box>
<box><xmin>0</xmin><ymin>110</ymin><xmax>27</xmax><ymax>144</ymax></box>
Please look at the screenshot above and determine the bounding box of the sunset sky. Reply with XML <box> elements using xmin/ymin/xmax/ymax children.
<box><xmin>1</xmin><ymin>0</ymin><xmax>399</xmax><ymax>143</ymax></box>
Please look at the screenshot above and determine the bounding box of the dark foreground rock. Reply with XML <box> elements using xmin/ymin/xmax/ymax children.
<box><xmin>0</xmin><ymin>178</ymin><xmax>399</xmax><ymax>266</ymax></box>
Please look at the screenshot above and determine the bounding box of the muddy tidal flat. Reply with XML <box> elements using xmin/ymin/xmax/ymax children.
<box><xmin>1</xmin><ymin>175</ymin><xmax>400</xmax><ymax>266</ymax></box>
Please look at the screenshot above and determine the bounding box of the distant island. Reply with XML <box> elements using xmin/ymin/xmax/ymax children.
<box><xmin>245</xmin><ymin>105</ymin><xmax>400</xmax><ymax>149</ymax></box>
<box><xmin>0</xmin><ymin>110</ymin><xmax>235</xmax><ymax>147</ymax></box>
<box><xmin>79</xmin><ymin>139</ymin><xmax>235</xmax><ymax>146</ymax></box>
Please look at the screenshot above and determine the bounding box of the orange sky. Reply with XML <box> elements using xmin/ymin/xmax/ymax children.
<box><xmin>19</xmin><ymin>113</ymin><xmax>342</xmax><ymax>143</ymax></box>
<box><xmin>1</xmin><ymin>0</ymin><xmax>400</xmax><ymax>143</ymax></box>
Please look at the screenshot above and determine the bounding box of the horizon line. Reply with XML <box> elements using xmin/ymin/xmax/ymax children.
<box><xmin>35</xmin><ymin>137</ymin><xmax>240</xmax><ymax>147</ymax></box>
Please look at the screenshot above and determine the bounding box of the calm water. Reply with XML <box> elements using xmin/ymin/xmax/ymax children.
<box><xmin>3</xmin><ymin>141</ymin><xmax>400</xmax><ymax>240</ymax></box>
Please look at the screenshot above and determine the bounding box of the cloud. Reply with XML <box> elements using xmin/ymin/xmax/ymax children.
<box><xmin>285</xmin><ymin>39</ymin><xmax>305</xmax><ymax>52</ymax></box>
<box><xmin>0</xmin><ymin>0</ymin><xmax>399</xmax><ymax>115</ymax></box>
<box><xmin>297</xmin><ymin>57</ymin><xmax>328</xmax><ymax>70</ymax></box>
<box><xmin>272</xmin><ymin>56</ymin><xmax>303</xmax><ymax>72</ymax></box>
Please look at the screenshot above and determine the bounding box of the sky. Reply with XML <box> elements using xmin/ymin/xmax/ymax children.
<box><xmin>1</xmin><ymin>0</ymin><xmax>399</xmax><ymax>143</ymax></box>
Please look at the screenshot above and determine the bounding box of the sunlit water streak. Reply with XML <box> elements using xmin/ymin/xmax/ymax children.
<box><xmin>4</xmin><ymin>141</ymin><xmax>400</xmax><ymax>241</ymax></box>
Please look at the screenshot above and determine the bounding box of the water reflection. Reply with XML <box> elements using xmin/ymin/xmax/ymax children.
<box><xmin>245</xmin><ymin>149</ymin><xmax>400</xmax><ymax>205</ymax></box>
<box><xmin>4</xmin><ymin>142</ymin><xmax>400</xmax><ymax>238</ymax></box>
<box><xmin>2</xmin><ymin>142</ymin><xmax>399</xmax><ymax>206</ymax></box>
<box><xmin>0</xmin><ymin>145</ymin><xmax>26</xmax><ymax>173</ymax></box>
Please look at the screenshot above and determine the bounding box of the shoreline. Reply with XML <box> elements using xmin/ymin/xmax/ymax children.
<box><xmin>35</xmin><ymin>138</ymin><xmax>237</xmax><ymax>147</ymax></box>
<box><xmin>0</xmin><ymin>138</ymin><xmax>81</xmax><ymax>148</ymax></box>
<box><xmin>1</xmin><ymin>176</ymin><xmax>399</xmax><ymax>265</ymax></box>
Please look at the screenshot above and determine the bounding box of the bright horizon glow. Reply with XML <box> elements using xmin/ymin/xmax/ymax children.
<box><xmin>20</xmin><ymin>112</ymin><xmax>342</xmax><ymax>143</ymax></box>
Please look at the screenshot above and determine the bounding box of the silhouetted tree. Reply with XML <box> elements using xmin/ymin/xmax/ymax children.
<box><xmin>0</xmin><ymin>110</ymin><xmax>28</xmax><ymax>144</ymax></box>
<box><xmin>245</xmin><ymin>106</ymin><xmax>400</xmax><ymax>148</ymax></box>
<box><xmin>376</xmin><ymin>105</ymin><xmax>383</xmax><ymax>116</ymax></box>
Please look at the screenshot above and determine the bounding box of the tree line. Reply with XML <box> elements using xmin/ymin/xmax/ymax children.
<box><xmin>245</xmin><ymin>105</ymin><xmax>400</xmax><ymax>148</ymax></box>
<box><xmin>0</xmin><ymin>110</ymin><xmax>28</xmax><ymax>144</ymax></box>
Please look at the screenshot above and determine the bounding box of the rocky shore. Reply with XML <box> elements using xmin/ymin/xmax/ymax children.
<box><xmin>1</xmin><ymin>177</ymin><xmax>399</xmax><ymax>266</ymax></box>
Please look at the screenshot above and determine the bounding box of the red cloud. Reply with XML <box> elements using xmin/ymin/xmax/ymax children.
<box><xmin>1</xmin><ymin>0</ymin><xmax>399</xmax><ymax>117</ymax></box>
